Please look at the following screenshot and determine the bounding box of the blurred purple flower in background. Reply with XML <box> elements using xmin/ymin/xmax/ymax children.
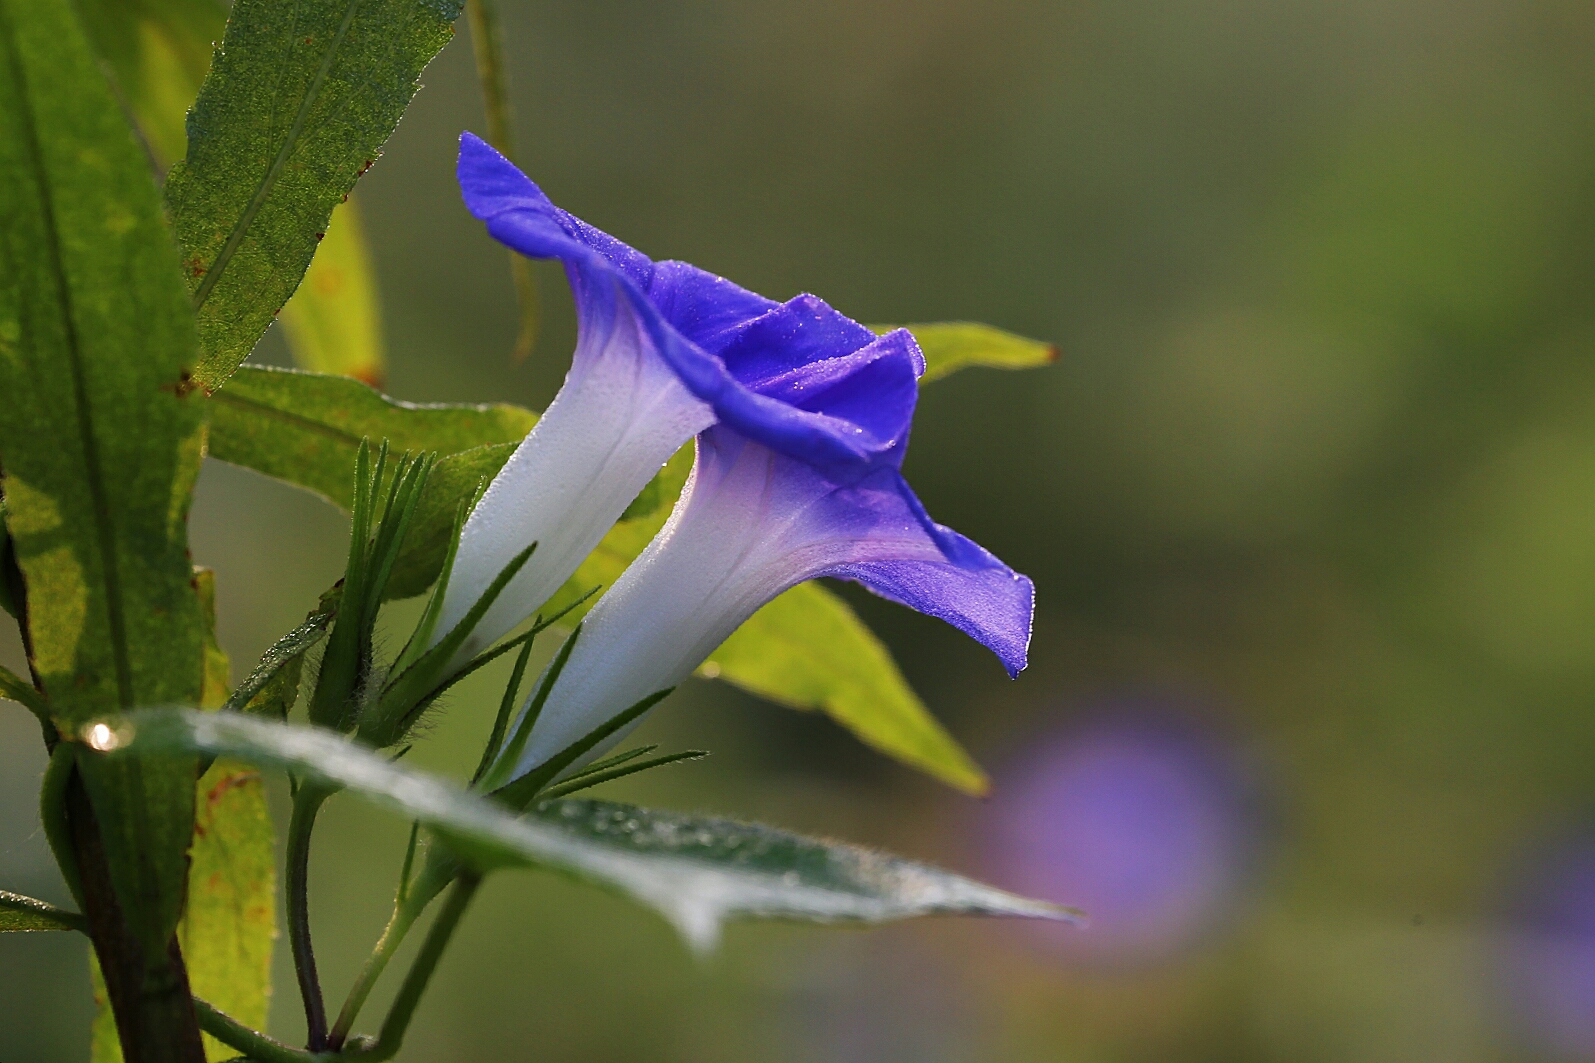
<box><xmin>981</xmin><ymin>703</ymin><xmax>1256</xmax><ymax>965</ymax></box>
<box><xmin>1494</xmin><ymin>828</ymin><xmax>1595</xmax><ymax>1057</ymax></box>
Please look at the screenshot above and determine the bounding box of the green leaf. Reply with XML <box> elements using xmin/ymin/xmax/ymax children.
<box><xmin>276</xmin><ymin>198</ymin><xmax>388</xmax><ymax>385</ymax></box>
<box><xmin>704</xmin><ymin>582</ymin><xmax>990</xmax><ymax>796</ymax></box>
<box><xmin>0</xmin><ymin>889</ymin><xmax>84</xmax><ymax>933</ymax></box>
<box><xmin>76</xmin><ymin>0</ymin><xmax>393</xmax><ymax>392</ymax></box>
<box><xmin>182</xmin><ymin>761</ymin><xmax>276</xmax><ymax>1063</ymax></box>
<box><xmin>99</xmin><ymin>709</ymin><xmax>1078</xmax><ymax>951</ymax></box>
<box><xmin>0</xmin><ymin>0</ymin><xmax>208</xmax><ymax>957</ymax></box>
<box><xmin>871</xmin><ymin>322</ymin><xmax>1057</xmax><ymax>384</ymax></box>
<box><xmin>207</xmin><ymin>365</ymin><xmax>535</xmax><ymax>507</ymax></box>
<box><xmin>167</xmin><ymin>0</ymin><xmax>466</xmax><ymax>390</ymax></box>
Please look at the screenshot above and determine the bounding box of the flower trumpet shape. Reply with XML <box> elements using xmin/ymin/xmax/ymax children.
<box><xmin>435</xmin><ymin>133</ymin><xmax>932</xmax><ymax>664</ymax></box>
<box><xmin>500</xmin><ymin>334</ymin><xmax>1035</xmax><ymax>782</ymax></box>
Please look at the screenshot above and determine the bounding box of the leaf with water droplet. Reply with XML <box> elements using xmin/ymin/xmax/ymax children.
<box><xmin>98</xmin><ymin>709</ymin><xmax>1081</xmax><ymax>951</ymax></box>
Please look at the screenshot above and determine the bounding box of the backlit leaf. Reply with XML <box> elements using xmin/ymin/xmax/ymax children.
<box><xmin>101</xmin><ymin>710</ymin><xmax>1079</xmax><ymax>952</ymax></box>
<box><xmin>167</xmin><ymin>0</ymin><xmax>466</xmax><ymax>389</ymax></box>
<box><xmin>705</xmin><ymin>582</ymin><xmax>989</xmax><ymax>795</ymax></box>
<box><xmin>0</xmin><ymin>0</ymin><xmax>207</xmax><ymax>958</ymax></box>
<box><xmin>871</xmin><ymin>322</ymin><xmax>1057</xmax><ymax>384</ymax></box>
<box><xmin>206</xmin><ymin>365</ymin><xmax>535</xmax><ymax>508</ymax></box>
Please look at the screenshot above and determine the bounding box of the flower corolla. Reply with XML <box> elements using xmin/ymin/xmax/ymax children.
<box><xmin>444</xmin><ymin>133</ymin><xmax>1033</xmax><ymax>783</ymax></box>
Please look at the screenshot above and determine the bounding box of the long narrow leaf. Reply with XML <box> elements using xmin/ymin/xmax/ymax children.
<box><xmin>99</xmin><ymin>710</ymin><xmax>1079</xmax><ymax>951</ymax></box>
<box><xmin>168</xmin><ymin>0</ymin><xmax>466</xmax><ymax>388</ymax></box>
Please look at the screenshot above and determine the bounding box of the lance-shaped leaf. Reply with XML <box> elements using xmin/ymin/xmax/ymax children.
<box><xmin>98</xmin><ymin>710</ymin><xmax>1080</xmax><ymax>950</ymax></box>
<box><xmin>0</xmin><ymin>0</ymin><xmax>207</xmax><ymax>958</ymax></box>
<box><xmin>704</xmin><ymin>582</ymin><xmax>988</xmax><ymax>795</ymax></box>
<box><xmin>0</xmin><ymin>889</ymin><xmax>85</xmax><ymax>933</ymax></box>
<box><xmin>207</xmin><ymin>366</ymin><xmax>535</xmax><ymax>507</ymax></box>
<box><xmin>76</xmin><ymin>0</ymin><xmax>393</xmax><ymax>389</ymax></box>
<box><xmin>167</xmin><ymin>0</ymin><xmax>466</xmax><ymax>389</ymax></box>
<box><xmin>870</xmin><ymin>323</ymin><xmax>1057</xmax><ymax>384</ymax></box>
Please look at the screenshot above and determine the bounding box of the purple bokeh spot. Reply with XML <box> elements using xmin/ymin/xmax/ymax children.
<box><xmin>981</xmin><ymin>706</ymin><xmax>1255</xmax><ymax>965</ymax></box>
<box><xmin>1495</xmin><ymin>831</ymin><xmax>1595</xmax><ymax>1056</ymax></box>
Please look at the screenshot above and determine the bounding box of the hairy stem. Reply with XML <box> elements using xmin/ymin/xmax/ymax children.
<box><xmin>287</xmin><ymin>785</ymin><xmax>333</xmax><ymax>1050</ymax></box>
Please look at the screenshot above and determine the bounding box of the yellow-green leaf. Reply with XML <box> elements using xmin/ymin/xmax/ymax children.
<box><xmin>871</xmin><ymin>322</ymin><xmax>1057</xmax><ymax>384</ymax></box>
<box><xmin>277</xmin><ymin>198</ymin><xmax>387</xmax><ymax>385</ymax></box>
<box><xmin>704</xmin><ymin>582</ymin><xmax>989</xmax><ymax>795</ymax></box>
<box><xmin>182</xmin><ymin>761</ymin><xmax>276</xmax><ymax>1062</ymax></box>
<box><xmin>207</xmin><ymin>365</ymin><xmax>536</xmax><ymax>509</ymax></box>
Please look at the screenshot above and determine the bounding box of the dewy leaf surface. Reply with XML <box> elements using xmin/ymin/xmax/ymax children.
<box><xmin>0</xmin><ymin>0</ymin><xmax>207</xmax><ymax>954</ymax></box>
<box><xmin>102</xmin><ymin>710</ymin><xmax>1077</xmax><ymax>951</ymax></box>
<box><xmin>705</xmin><ymin>582</ymin><xmax>990</xmax><ymax>795</ymax></box>
<box><xmin>167</xmin><ymin>0</ymin><xmax>466</xmax><ymax>389</ymax></box>
<box><xmin>871</xmin><ymin>322</ymin><xmax>1058</xmax><ymax>384</ymax></box>
<box><xmin>0</xmin><ymin>889</ymin><xmax>85</xmax><ymax>933</ymax></box>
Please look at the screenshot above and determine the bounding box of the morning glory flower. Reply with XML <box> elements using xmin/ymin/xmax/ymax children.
<box><xmin>434</xmin><ymin>133</ymin><xmax>923</xmax><ymax>664</ymax></box>
<box><xmin>502</xmin><ymin>331</ymin><xmax>1035</xmax><ymax>779</ymax></box>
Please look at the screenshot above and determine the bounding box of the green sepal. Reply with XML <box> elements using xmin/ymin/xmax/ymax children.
<box><xmin>358</xmin><ymin>541</ymin><xmax>537</xmax><ymax>748</ymax></box>
<box><xmin>492</xmin><ymin>682</ymin><xmax>675</xmax><ymax>810</ymax></box>
<box><xmin>538</xmin><ymin>749</ymin><xmax>708</xmax><ymax>800</ymax></box>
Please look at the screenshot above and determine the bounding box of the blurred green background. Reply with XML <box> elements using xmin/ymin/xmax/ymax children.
<box><xmin>8</xmin><ymin>0</ymin><xmax>1595</xmax><ymax>1058</ymax></box>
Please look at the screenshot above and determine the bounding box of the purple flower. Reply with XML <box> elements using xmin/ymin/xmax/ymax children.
<box><xmin>437</xmin><ymin>135</ymin><xmax>1032</xmax><ymax>779</ymax></box>
<box><xmin>1494</xmin><ymin>829</ymin><xmax>1595</xmax><ymax>1056</ymax></box>
<box><xmin>437</xmin><ymin>133</ymin><xmax>987</xmax><ymax>664</ymax></box>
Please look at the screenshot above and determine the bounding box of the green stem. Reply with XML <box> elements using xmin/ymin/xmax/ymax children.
<box><xmin>352</xmin><ymin>873</ymin><xmax>481</xmax><ymax>1061</ymax></box>
<box><xmin>287</xmin><ymin>785</ymin><xmax>333</xmax><ymax>1050</ymax></box>
<box><xmin>326</xmin><ymin>903</ymin><xmax>416</xmax><ymax>1051</ymax></box>
<box><xmin>39</xmin><ymin>741</ymin><xmax>85</xmax><ymax>911</ymax></box>
<box><xmin>194</xmin><ymin>997</ymin><xmax>331</xmax><ymax>1063</ymax></box>
<box><xmin>329</xmin><ymin>848</ymin><xmax>458</xmax><ymax>1049</ymax></box>
<box><xmin>464</xmin><ymin>0</ymin><xmax>540</xmax><ymax>360</ymax></box>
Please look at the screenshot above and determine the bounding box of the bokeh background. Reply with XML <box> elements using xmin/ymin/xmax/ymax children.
<box><xmin>8</xmin><ymin>0</ymin><xmax>1595</xmax><ymax>1058</ymax></box>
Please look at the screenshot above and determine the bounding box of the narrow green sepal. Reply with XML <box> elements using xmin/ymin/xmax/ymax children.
<box><xmin>538</xmin><ymin>749</ymin><xmax>708</xmax><ymax>800</ymax></box>
<box><xmin>358</xmin><ymin>540</ymin><xmax>538</xmax><ymax>748</ymax></box>
<box><xmin>471</xmin><ymin>636</ymin><xmax>537</xmax><ymax>787</ymax></box>
<box><xmin>478</xmin><ymin>625</ymin><xmax>583</xmax><ymax>793</ymax></box>
<box><xmin>561</xmin><ymin>744</ymin><xmax>659</xmax><ymax>781</ymax></box>
<box><xmin>492</xmin><ymin>684</ymin><xmax>676</xmax><ymax>811</ymax></box>
<box><xmin>309</xmin><ymin>439</ymin><xmax>376</xmax><ymax>729</ymax></box>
